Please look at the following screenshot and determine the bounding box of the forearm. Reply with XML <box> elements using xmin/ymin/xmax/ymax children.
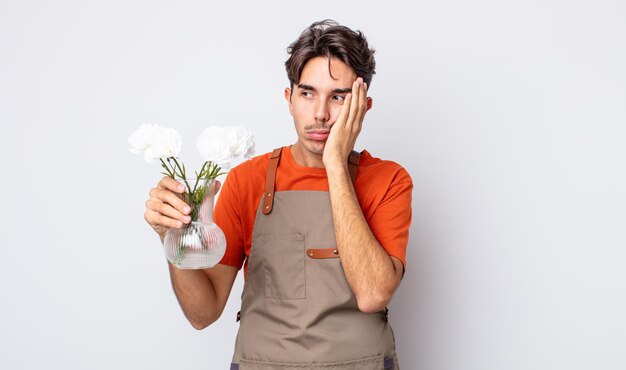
<box><xmin>148</xmin><ymin>183</ymin><xmax>237</xmax><ymax>329</ymax></box>
<box><xmin>167</xmin><ymin>263</ymin><xmax>220</xmax><ymax>329</ymax></box>
<box><xmin>326</xmin><ymin>164</ymin><xmax>402</xmax><ymax>313</ymax></box>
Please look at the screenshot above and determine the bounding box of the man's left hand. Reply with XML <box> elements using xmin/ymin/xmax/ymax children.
<box><xmin>323</xmin><ymin>77</ymin><xmax>368</xmax><ymax>168</ymax></box>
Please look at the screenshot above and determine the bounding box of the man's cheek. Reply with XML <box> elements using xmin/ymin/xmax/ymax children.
<box><xmin>329</xmin><ymin>109</ymin><xmax>342</xmax><ymax>124</ymax></box>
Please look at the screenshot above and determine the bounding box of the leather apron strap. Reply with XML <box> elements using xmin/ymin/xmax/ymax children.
<box><xmin>262</xmin><ymin>148</ymin><xmax>283</xmax><ymax>215</ymax></box>
<box><xmin>348</xmin><ymin>150</ymin><xmax>360</xmax><ymax>183</ymax></box>
<box><xmin>262</xmin><ymin>147</ymin><xmax>361</xmax><ymax>215</ymax></box>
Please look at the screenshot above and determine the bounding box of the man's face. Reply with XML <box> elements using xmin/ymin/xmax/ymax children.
<box><xmin>285</xmin><ymin>56</ymin><xmax>366</xmax><ymax>162</ymax></box>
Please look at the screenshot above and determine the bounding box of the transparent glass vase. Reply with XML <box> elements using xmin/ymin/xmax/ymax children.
<box><xmin>163</xmin><ymin>178</ymin><xmax>226</xmax><ymax>269</ymax></box>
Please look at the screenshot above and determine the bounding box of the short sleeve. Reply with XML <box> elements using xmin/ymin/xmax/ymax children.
<box><xmin>367</xmin><ymin>169</ymin><xmax>413</xmax><ymax>271</ymax></box>
<box><xmin>214</xmin><ymin>171</ymin><xmax>246</xmax><ymax>270</ymax></box>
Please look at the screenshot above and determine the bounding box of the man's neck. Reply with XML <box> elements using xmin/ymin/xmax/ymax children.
<box><xmin>290</xmin><ymin>142</ymin><xmax>325</xmax><ymax>168</ymax></box>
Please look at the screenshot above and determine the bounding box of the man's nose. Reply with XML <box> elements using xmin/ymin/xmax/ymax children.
<box><xmin>314</xmin><ymin>99</ymin><xmax>330</xmax><ymax>123</ymax></box>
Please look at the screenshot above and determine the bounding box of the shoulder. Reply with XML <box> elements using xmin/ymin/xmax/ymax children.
<box><xmin>231</xmin><ymin>150</ymin><xmax>271</xmax><ymax>173</ymax></box>
<box><xmin>357</xmin><ymin>150</ymin><xmax>412</xmax><ymax>187</ymax></box>
<box><xmin>227</xmin><ymin>149</ymin><xmax>276</xmax><ymax>181</ymax></box>
<box><xmin>221</xmin><ymin>148</ymin><xmax>280</xmax><ymax>196</ymax></box>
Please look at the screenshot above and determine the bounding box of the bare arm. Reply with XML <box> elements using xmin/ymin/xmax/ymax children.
<box><xmin>326</xmin><ymin>165</ymin><xmax>403</xmax><ymax>313</ymax></box>
<box><xmin>145</xmin><ymin>176</ymin><xmax>238</xmax><ymax>329</ymax></box>
<box><xmin>167</xmin><ymin>263</ymin><xmax>238</xmax><ymax>329</ymax></box>
<box><xmin>323</xmin><ymin>78</ymin><xmax>404</xmax><ymax>313</ymax></box>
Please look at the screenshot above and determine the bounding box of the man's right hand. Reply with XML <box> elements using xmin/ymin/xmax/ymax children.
<box><xmin>144</xmin><ymin>176</ymin><xmax>192</xmax><ymax>240</ymax></box>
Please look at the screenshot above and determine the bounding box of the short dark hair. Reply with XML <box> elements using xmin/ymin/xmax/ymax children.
<box><xmin>285</xmin><ymin>20</ymin><xmax>376</xmax><ymax>88</ymax></box>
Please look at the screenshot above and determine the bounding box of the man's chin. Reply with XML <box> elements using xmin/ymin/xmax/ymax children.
<box><xmin>306</xmin><ymin>140</ymin><xmax>326</xmax><ymax>154</ymax></box>
<box><xmin>294</xmin><ymin>139</ymin><xmax>326</xmax><ymax>155</ymax></box>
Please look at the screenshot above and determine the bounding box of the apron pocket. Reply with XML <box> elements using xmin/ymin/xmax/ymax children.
<box><xmin>259</xmin><ymin>233</ymin><xmax>305</xmax><ymax>299</ymax></box>
<box><xmin>239</xmin><ymin>355</ymin><xmax>386</xmax><ymax>369</ymax></box>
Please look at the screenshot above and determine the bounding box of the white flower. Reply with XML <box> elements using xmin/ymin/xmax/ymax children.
<box><xmin>230</xmin><ymin>126</ymin><xmax>255</xmax><ymax>160</ymax></box>
<box><xmin>196</xmin><ymin>126</ymin><xmax>255</xmax><ymax>168</ymax></box>
<box><xmin>128</xmin><ymin>124</ymin><xmax>182</xmax><ymax>162</ymax></box>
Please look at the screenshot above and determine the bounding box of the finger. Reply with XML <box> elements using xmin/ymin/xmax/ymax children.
<box><xmin>215</xmin><ymin>180</ymin><xmax>221</xmax><ymax>193</ymax></box>
<box><xmin>359</xmin><ymin>81</ymin><xmax>367</xmax><ymax>113</ymax></box>
<box><xmin>157</xmin><ymin>176</ymin><xmax>186</xmax><ymax>193</ymax></box>
<box><xmin>149</xmin><ymin>187</ymin><xmax>191</xmax><ymax>215</ymax></box>
<box><xmin>353</xmin><ymin>81</ymin><xmax>368</xmax><ymax>133</ymax></box>
<box><xmin>144</xmin><ymin>209</ymin><xmax>185</xmax><ymax>229</ymax></box>
<box><xmin>146</xmin><ymin>199</ymin><xmax>191</xmax><ymax>224</ymax></box>
<box><xmin>334</xmin><ymin>93</ymin><xmax>352</xmax><ymax>130</ymax></box>
<box><xmin>347</xmin><ymin>79</ymin><xmax>361</xmax><ymax>128</ymax></box>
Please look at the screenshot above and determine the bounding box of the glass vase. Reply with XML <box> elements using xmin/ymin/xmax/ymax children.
<box><xmin>163</xmin><ymin>178</ymin><xmax>226</xmax><ymax>269</ymax></box>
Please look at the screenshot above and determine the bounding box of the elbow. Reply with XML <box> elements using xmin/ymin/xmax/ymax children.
<box><xmin>187</xmin><ymin>311</ymin><xmax>220</xmax><ymax>330</ymax></box>
<box><xmin>356</xmin><ymin>292</ymin><xmax>392</xmax><ymax>314</ymax></box>
<box><xmin>190</xmin><ymin>321</ymin><xmax>211</xmax><ymax>330</ymax></box>
<box><xmin>190</xmin><ymin>319</ymin><xmax>212</xmax><ymax>330</ymax></box>
<box><xmin>355</xmin><ymin>258</ymin><xmax>404</xmax><ymax>313</ymax></box>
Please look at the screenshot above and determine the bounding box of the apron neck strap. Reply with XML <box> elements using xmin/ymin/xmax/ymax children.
<box><xmin>348</xmin><ymin>150</ymin><xmax>360</xmax><ymax>184</ymax></box>
<box><xmin>262</xmin><ymin>147</ymin><xmax>283</xmax><ymax>215</ymax></box>
<box><xmin>262</xmin><ymin>147</ymin><xmax>361</xmax><ymax>215</ymax></box>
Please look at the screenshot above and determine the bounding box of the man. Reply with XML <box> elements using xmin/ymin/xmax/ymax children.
<box><xmin>144</xmin><ymin>20</ymin><xmax>412</xmax><ymax>370</ymax></box>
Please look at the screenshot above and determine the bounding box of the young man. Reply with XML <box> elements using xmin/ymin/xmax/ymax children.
<box><xmin>144</xmin><ymin>20</ymin><xmax>412</xmax><ymax>370</ymax></box>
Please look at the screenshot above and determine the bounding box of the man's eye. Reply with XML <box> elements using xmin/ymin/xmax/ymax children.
<box><xmin>333</xmin><ymin>95</ymin><xmax>346</xmax><ymax>102</ymax></box>
<box><xmin>301</xmin><ymin>91</ymin><xmax>313</xmax><ymax>97</ymax></box>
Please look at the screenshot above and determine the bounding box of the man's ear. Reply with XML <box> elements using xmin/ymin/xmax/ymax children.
<box><xmin>284</xmin><ymin>87</ymin><xmax>293</xmax><ymax>115</ymax></box>
<box><xmin>366</xmin><ymin>97</ymin><xmax>373</xmax><ymax>111</ymax></box>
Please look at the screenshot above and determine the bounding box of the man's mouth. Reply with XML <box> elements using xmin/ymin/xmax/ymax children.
<box><xmin>306</xmin><ymin>130</ymin><xmax>330</xmax><ymax>141</ymax></box>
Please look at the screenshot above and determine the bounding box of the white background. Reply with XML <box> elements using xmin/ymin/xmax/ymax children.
<box><xmin>1</xmin><ymin>1</ymin><xmax>625</xmax><ymax>369</ymax></box>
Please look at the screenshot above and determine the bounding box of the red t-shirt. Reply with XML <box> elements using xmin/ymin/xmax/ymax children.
<box><xmin>214</xmin><ymin>146</ymin><xmax>413</xmax><ymax>276</ymax></box>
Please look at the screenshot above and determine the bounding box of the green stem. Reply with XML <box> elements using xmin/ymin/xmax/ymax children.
<box><xmin>170</xmin><ymin>157</ymin><xmax>192</xmax><ymax>194</ymax></box>
<box><xmin>206</xmin><ymin>161</ymin><xmax>223</xmax><ymax>179</ymax></box>
<box><xmin>159</xmin><ymin>158</ymin><xmax>175</xmax><ymax>178</ymax></box>
<box><xmin>192</xmin><ymin>161</ymin><xmax>209</xmax><ymax>194</ymax></box>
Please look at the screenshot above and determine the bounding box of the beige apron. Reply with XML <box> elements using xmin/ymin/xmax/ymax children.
<box><xmin>230</xmin><ymin>147</ymin><xmax>399</xmax><ymax>370</ymax></box>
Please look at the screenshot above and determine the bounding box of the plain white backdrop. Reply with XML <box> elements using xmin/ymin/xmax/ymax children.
<box><xmin>1</xmin><ymin>1</ymin><xmax>625</xmax><ymax>369</ymax></box>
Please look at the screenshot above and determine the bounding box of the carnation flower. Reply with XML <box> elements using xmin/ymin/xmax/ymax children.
<box><xmin>130</xmin><ymin>123</ymin><xmax>255</xmax><ymax>185</ymax></box>
<box><xmin>128</xmin><ymin>124</ymin><xmax>182</xmax><ymax>162</ymax></box>
<box><xmin>197</xmin><ymin>126</ymin><xmax>255</xmax><ymax>169</ymax></box>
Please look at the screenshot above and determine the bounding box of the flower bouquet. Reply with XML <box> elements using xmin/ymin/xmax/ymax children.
<box><xmin>129</xmin><ymin>124</ymin><xmax>254</xmax><ymax>269</ymax></box>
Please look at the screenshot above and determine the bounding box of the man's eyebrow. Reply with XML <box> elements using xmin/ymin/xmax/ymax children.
<box><xmin>332</xmin><ymin>88</ymin><xmax>352</xmax><ymax>94</ymax></box>
<box><xmin>297</xmin><ymin>83</ymin><xmax>315</xmax><ymax>91</ymax></box>
<box><xmin>296</xmin><ymin>84</ymin><xmax>351</xmax><ymax>94</ymax></box>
